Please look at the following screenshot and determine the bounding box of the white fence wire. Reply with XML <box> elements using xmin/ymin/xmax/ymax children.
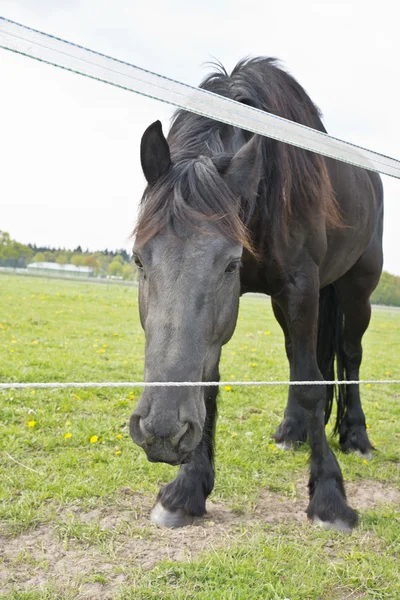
<box><xmin>1</xmin><ymin>380</ymin><xmax>399</xmax><ymax>390</ymax></box>
<box><xmin>0</xmin><ymin>17</ymin><xmax>400</xmax><ymax>178</ymax></box>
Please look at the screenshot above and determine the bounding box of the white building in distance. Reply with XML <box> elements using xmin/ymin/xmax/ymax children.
<box><xmin>27</xmin><ymin>262</ymin><xmax>94</xmax><ymax>278</ymax></box>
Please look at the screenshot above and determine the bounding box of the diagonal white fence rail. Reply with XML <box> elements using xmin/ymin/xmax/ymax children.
<box><xmin>0</xmin><ymin>16</ymin><xmax>400</xmax><ymax>179</ymax></box>
<box><xmin>1</xmin><ymin>17</ymin><xmax>399</xmax><ymax>391</ymax></box>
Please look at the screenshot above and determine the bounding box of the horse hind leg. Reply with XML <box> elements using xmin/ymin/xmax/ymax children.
<box><xmin>334</xmin><ymin>248</ymin><xmax>382</xmax><ymax>459</ymax></box>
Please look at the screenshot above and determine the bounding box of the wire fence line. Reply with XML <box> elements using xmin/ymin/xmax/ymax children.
<box><xmin>1</xmin><ymin>16</ymin><xmax>400</xmax><ymax>179</ymax></box>
<box><xmin>1</xmin><ymin>380</ymin><xmax>400</xmax><ymax>390</ymax></box>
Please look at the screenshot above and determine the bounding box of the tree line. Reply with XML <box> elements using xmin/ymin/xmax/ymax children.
<box><xmin>0</xmin><ymin>231</ymin><xmax>137</xmax><ymax>280</ymax></box>
<box><xmin>2</xmin><ymin>231</ymin><xmax>400</xmax><ymax>301</ymax></box>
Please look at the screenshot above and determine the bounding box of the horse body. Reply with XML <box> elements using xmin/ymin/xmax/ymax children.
<box><xmin>130</xmin><ymin>58</ymin><xmax>383</xmax><ymax>530</ymax></box>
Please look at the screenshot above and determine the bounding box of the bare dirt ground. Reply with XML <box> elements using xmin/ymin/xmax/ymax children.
<box><xmin>0</xmin><ymin>480</ymin><xmax>399</xmax><ymax>598</ymax></box>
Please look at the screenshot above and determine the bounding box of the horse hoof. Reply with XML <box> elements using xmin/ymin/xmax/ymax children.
<box><xmin>150</xmin><ymin>502</ymin><xmax>194</xmax><ymax>528</ymax></box>
<box><xmin>312</xmin><ymin>516</ymin><xmax>353</xmax><ymax>534</ymax></box>
<box><xmin>273</xmin><ymin>416</ymin><xmax>307</xmax><ymax>448</ymax></box>
<box><xmin>339</xmin><ymin>423</ymin><xmax>373</xmax><ymax>457</ymax></box>
<box><xmin>353</xmin><ymin>449</ymin><xmax>373</xmax><ymax>461</ymax></box>
<box><xmin>307</xmin><ymin>476</ymin><xmax>358</xmax><ymax>532</ymax></box>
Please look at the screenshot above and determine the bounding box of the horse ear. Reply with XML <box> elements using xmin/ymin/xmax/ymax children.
<box><xmin>140</xmin><ymin>120</ymin><xmax>171</xmax><ymax>185</ymax></box>
<box><xmin>223</xmin><ymin>136</ymin><xmax>261</xmax><ymax>199</ymax></box>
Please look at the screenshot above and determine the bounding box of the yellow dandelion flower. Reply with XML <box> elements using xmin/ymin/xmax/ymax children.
<box><xmin>32</xmin><ymin>340</ymin><xmax>38</xmax><ymax>345</ymax></box>
<box><xmin>264</xmin><ymin>331</ymin><xmax>271</xmax><ymax>335</ymax></box>
<box><xmin>93</xmin><ymin>344</ymin><xmax>98</xmax><ymax>348</ymax></box>
<box><xmin>268</xmin><ymin>443</ymin><xmax>276</xmax><ymax>451</ymax></box>
<box><xmin>231</xmin><ymin>431</ymin><xmax>237</xmax><ymax>437</ymax></box>
<box><xmin>103</xmin><ymin>344</ymin><xmax>108</xmax><ymax>348</ymax></box>
<box><xmin>366</xmin><ymin>424</ymin><xmax>370</xmax><ymax>429</ymax></box>
<box><xmin>90</xmin><ymin>435</ymin><xmax>98</xmax><ymax>443</ymax></box>
<box><xmin>231</xmin><ymin>351</ymin><xmax>236</xmax><ymax>356</ymax></box>
<box><xmin>116</xmin><ymin>434</ymin><xmax>123</xmax><ymax>439</ymax></box>
<box><xmin>250</xmin><ymin>362</ymin><xmax>257</xmax><ymax>367</ymax></box>
<box><xmin>30</xmin><ymin>390</ymin><xmax>35</xmax><ymax>395</ymax></box>
<box><xmin>65</xmin><ymin>421</ymin><xmax>71</xmax><ymax>426</ymax></box>
<box><xmin>113</xmin><ymin>333</ymin><xmax>118</xmax><ymax>336</ymax></box>
<box><xmin>375</xmin><ymin>403</ymin><xmax>379</xmax><ymax>407</ymax></box>
<box><xmin>123</xmin><ymin>360</ymin><xmax>128</xmax><ymax>365</ymax></box>
<box><xmin>64</xmin><ymin>433</ymin><xmax>72</xmax><ymax>439</ymax></box>
<box><xmin>11</xmin><ymin>339</ymin><xmax>16</xmax><ymax>344</ymax></box>
<box><xmin>10</xmin><ymin>349</ymin><xmax>14</xmax><ymax>353</ymax></box>
<box><xmin>385</xmin><ymin>371</ymin><xmax>390</xmax><ymax>375</ymax></box>
<box><xmin>115</xmin><ymin>450</ymin><xmax>122</xmax><ymax>455</ymax></box>
<box><xmin>366</xmin><ymin>384</ymin><xmax>371</xmax><ymax>388</ymax></box>
<box><xmin>363</xmin><ymin>459</ymin><xmax>368</xmax><ymax>465</ymax></box>
<box><xmin>27</xmin><ymin>420</ymin><xmax>36</xmax><ymax>428</ymax></box>
<box><xmin>100</xmin><ymin>349</ymin><xmax>105</xmax><ymax>353</ymax></box>
<box><xmin>71</xmin><ymin>394</ymin><xmax>81</xmax><ymax>400</ymax></box>
<box><xmin>224</xmin><ymin>385</ymin><xmax>232</xmax><ymax>391</ymax></box>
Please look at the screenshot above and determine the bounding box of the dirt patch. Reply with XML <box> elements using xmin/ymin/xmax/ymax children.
<box><xmin>346</xmin><ymin>480</ymin><xmax>400</xmax><ymax>510</ymax></box>
<box><xmin>0</xmin><ymin>480</ymin><xmax>399</xmax><ymax>598</ymax></box>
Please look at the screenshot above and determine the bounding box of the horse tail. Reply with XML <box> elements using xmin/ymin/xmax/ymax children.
<box><xmin>317</xmin><ymin>285</ymin><xmax>346</xmax><ymax>432</ymax></box>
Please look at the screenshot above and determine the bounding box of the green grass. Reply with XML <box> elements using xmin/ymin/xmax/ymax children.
<box><xmin>0</xmin><ymin>274</ymin><xmax>399</xmax><ymax>599</ymax></box>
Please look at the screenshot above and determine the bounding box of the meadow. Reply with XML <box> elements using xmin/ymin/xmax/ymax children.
<box><xmin>0</xmin><ymin>274</ymin><xmax>399</xmax><ymax>599</ymax></box>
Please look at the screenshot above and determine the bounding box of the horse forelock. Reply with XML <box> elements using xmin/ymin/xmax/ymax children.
<box><xmin>134</xmin><ymin>155</ymin><xmax>253</xmax><ymax>253</ymax></box>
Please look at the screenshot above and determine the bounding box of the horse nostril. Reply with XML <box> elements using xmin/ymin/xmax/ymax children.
<box><xmin>139</xmin><ymin>417</ymin><xmax>149</xmax><ymax>437</ymax></box>
<box><xmin>169</xmin><ymin>422</ymin><xmax>190</xmax><ymax>448</ymax></box>
<box><xmin>130</xmin><ymin>413</ymin><xmax>153</xmax><ymax>447</ymax></box>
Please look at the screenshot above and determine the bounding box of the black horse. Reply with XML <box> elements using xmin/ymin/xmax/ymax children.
<box><xmin>130</xmin><ymin>58</ymin><xmax>383</xmax><ymax>531</ymax></box>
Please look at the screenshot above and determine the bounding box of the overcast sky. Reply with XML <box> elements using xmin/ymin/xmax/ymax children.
<box><xmin>1</xmin><ymin>0</ymin><xmax>399</xmax><ymax>273</ymax></box>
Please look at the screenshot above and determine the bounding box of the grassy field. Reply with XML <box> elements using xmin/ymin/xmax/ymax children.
<box><xmin>0</xmin><ymin>274</ymin><xmax>399</xmax><ymax>600</ymax></box>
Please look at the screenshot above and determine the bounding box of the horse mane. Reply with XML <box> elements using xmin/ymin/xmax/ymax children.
<box><xmin>135</xmin><ymin>57</ymin><xmax>342</xmax><ymax>254</ymax></box>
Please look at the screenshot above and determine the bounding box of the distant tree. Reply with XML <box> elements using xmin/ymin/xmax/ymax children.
<box><xmin>83</xmin><ymin>255</ymin><xmax>99</xmax><ymax>269</ymax></box>
<box><xmin>83</xmin><ymin>255</ymin><xmax>100</xmax><ymax>275</ymax></box>
<box><xmin>108</xmin><ymin>260</ymin><xmax>123</xmax><ymax>277</ymax></box>
<box><xmin>71</xmin><ymin>253</ymin><xmax>85</xmax><ymax>266</ymax></box>
<box><xmin>115</xmin><ymin>249</ymin><xmax>130</xmax><ymax>262</ymax></box>
<box><xmin>0</xmin><ymin>232</ymin><xmax>33</xmax><ymax>267</ymax></box>
<box><xmin>0</xmin><ymin>231</ymin><xmax>11</xmax><ymax>247</ymax></box>
<box><xmin>56</xmin><ymin>253</ymin><xmax>68</xmax><ymax>265</ymax></box>
<box><xmin>16</xmin><ymin>244</ymin><xmax>33</xmax><ymax>265</ymax></box>
<box><xmin>113</xmin><ymin>254</ymin><xmax>124</xmax><ymax>265</ymax></box>
<box><xmin>122</xmin><ymin>263</ymin><xmax>134</xmax><ymax>280</ymax></box>
<box><xmin>371</xmin><ymin>271</ymin><xmax>400</xmax><ymax>307</ymax></box>
<box><xmin>43</xmin><ymin>251</ymin><xmax>55</xmax><ymax>262</ymax></box>
<box><xmin>33</xmin><ymin>252</ymin><xmax>45</xmax><ymax>262</ymax></box>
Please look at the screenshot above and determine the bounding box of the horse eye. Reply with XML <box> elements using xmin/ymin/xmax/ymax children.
<box><xmin>225</xmin><ymin>260</ymin><xmax>240</xmax><ymax>274</ymax></box>
<box><xmin>133</xmin><ymin>256</ymin><xmax>143</xmax><ymax>270</ymax></box>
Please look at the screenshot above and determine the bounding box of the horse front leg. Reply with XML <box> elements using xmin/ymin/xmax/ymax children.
<box><xmin>275</xmin><ymin>269</ymin><xmax>358</xmax><ymax>531</ymax></box>
<box><xmin>271</xmin><ymin>299</ymin><xmax>308</xmax><ymax>448</ymax></box>
<box><xmin>150</xmin><ymin>381</ymin><xmax>217</xmax><ymax>528</ymax></box>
